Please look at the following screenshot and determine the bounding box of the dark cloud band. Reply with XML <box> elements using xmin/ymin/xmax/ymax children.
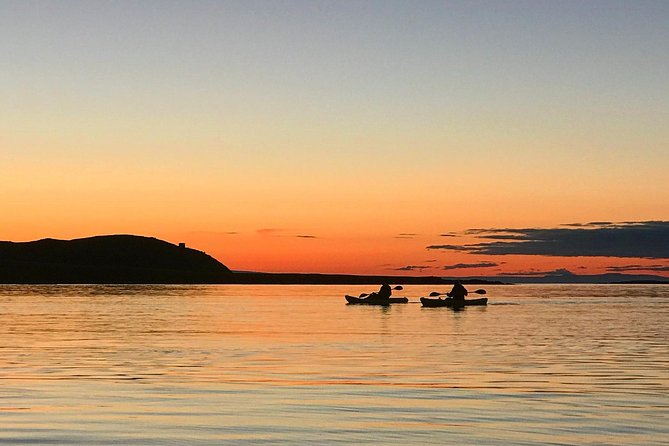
<box><xmin>442</xmin><ymin>262</ymin><xmax>498</xmax><ymax>271</ymax></box>
<box><xmin>427</xmin><ymin>221</ymin><xmax>669</xmax><ymax>259</ymax></box>
<box><xmin>606</xmin><ymin>264</ymin><xmax>669</xmax><ymax>272</ymax></box>
<box><xmin>393</xmin><ymin>265</ymin><xmax>431</xmax><ymax>271</ymax></box>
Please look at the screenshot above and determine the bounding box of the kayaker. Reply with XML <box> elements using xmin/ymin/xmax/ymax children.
<box><xmin>447</xmin><ymin>280</ymin><xmax>468</xmax><ymax>305</ymax></box>
<box><xmin>365</xmin><ymin>283</ymin><xmax>392</xmax><ymax>304</ymax></box>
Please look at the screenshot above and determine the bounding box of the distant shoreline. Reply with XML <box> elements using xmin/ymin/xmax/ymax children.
<box><xmin>1</xmin><ymin>275</ymin><xmax>666</xmax><ymax>286</ymax></box>
<box><xmin>0</xmin><ymin>270</ymin><xmax>506</xmax><ymax>286</ymax></box>
<box><xmin>221</xmin><ymin>272</ymin><xmax>505</xmax><ymax>286</ymax></box>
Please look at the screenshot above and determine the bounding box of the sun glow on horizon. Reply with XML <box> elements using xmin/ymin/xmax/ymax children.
<box><xmin>2</xmin><ymin>1</ymin><xmax>667</xmax><ymax>277</ymax></box>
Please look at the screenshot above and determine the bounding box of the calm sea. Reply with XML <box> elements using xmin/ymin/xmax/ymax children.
<box><xmin>0</xmin><ymin>284</ymin><xmax>667</xmax><ymax>445</ymax></box>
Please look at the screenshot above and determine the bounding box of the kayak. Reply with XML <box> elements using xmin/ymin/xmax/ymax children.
<box><xmin>420</xmin><ymin>297</ymin><xmax>488</xmax><ymax>308</ymax></box>
<box><xmin>345</xmin><ymin>295</ymin><xmax>409</xmax><ymax>305</ymax></box>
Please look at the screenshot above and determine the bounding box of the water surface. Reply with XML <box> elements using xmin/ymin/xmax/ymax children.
<box><xmin>1</xmin><ymin>284</ymin><xmax>667</xmax><ymax>445</ymax></box>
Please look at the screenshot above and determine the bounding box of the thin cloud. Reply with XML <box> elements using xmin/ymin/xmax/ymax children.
<box><xmin>500</xmin><ymin>268</ymin><xmax>576</xmax><ymax>277</ymax></box>
<box><xmin>426</xmin><ymin>244</ymin><xmax>472</xmax><ymax>251</ymax></box>
<box><xmin>257</xmin><ymin>229</ymin><xmax>317</xmax><ymax>239</ymax></box>
<box><xmin>257</xmin><ymin>228</ymin><xmax>284</xmax><ymax>236</ymax></box>
<box><xmin>393</xmin><ymin>265</ymin><xmax>432</xmax><ymax>271</ymax></box>
<box><xmin>185</xmin><ymin>230</ymin><xmax>239</xmax><ymax>235</ymax></box>
<box><xmin>428</xmin><ymin>221</ymin><xmax>669</xmax><ymax>259</ymax></box>
<box><xmin>561</xmin><ymin>221</ymin><xmax>613</xmax><ymax>227</ymax></box>
<box><xmin>442</xmin><ymin>261</ymin><xmax>499</xmax><ymax>271</ymax></box>
<box><xmin>606</xmin><ymin>264</ymin><xmax>669</xmax><ymax>272</ymax></box>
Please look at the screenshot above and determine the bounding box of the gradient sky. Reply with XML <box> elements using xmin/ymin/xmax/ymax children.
<box><xmin>2</xmin><ymin>0</ymin><xmax>668</xmax><ymax>276</ymax></box>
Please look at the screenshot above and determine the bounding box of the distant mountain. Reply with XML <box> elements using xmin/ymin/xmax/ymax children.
<box><xmin>0</xmin><ymin>235</ymin><xmax>232</xmax><ymax>284</ymax></box>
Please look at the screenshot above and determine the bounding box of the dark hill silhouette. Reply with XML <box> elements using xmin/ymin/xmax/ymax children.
<box><xmin>0</xmin><ymin>235</ymin><xmax>232</xmax><ymax>284</ymax></box>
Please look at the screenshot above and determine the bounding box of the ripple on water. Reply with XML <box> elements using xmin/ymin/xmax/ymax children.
<box><xmin>0</xmin><ymin>284</ymin><xmax>667</xmax><ymax>445</ymax></box>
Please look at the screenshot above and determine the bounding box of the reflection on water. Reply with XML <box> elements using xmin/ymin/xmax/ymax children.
<box><xmin>1</xmin><ymin>284</ymin><xmax>667</xmax><ymax>445</ymax></box>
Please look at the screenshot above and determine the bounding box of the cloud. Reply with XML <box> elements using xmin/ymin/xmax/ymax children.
<box><xmin>501</xmin><ymin>268</ymin><xmax>576</xmax><ymax>277</ymax></box>
<box><xmin>442</xmin><ymin>261</ymin><xmax>499</xmax><ymax>271</ymax></box>
<box><xmin>256</xmin><ymin>229</ymin><xmax>317</xmax><ymax>238</ymax></box>
<box><xmin>561</xmin><ymin>221</ymin><xmax>613</xmax><ymax>228</ymax></box>
<box><xmin>428</xmin><ymin>221</ymin><xmax>669</xmax><ymax>259</ymax></box>
<box><xmin>185</xmin><ymin>230</ymin><xmax>239</xmax><ymax>235</ymax></box>
<box><xmin>393</xmin><ymin>265</ymin><xmax>432</xmax><ymax>271</ymax></box>
<box><xmin>439</xmin><ymin>233</ymin><xmax>457</xmax><ymax>237</ymax></box>
<box><xmin>257</xmin><ymin>228</ymin><xmax>285</xmax><ymax>236</ymax></box>
<box><xmin>606</xmin><ymin>264</ymin><xmax>669</xmax><ymax>272</ymax></box>
<box><xmin>426</xmin><ymin>244</ymin><xmax>471</xmax><ymax>251</ymax></box>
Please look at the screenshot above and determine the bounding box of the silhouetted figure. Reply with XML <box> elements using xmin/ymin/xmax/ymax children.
<box><xmin>365</xmin><ymin>283</ymin><xmax>392</xmax><ymax>304</ymax></box>
<box><xmin>447</xmin><ymin>281</ymin><xmax>468</xmax><ymax>305</ymax></box>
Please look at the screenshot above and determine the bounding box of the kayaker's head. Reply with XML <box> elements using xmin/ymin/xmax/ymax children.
<box><xmin>380</xmin><ymin>283</ymin><xmax>391</xmax><ymax>295</ymax></box>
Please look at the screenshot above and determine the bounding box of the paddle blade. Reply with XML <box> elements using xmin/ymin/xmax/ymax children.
<box><xmin>471</xmin><ymin>289</ymin><xmax>487</xmax><ymax>294</ymax></box>
<box><xmin>393</xmin><ymin>285</ymin><xmax>403</xmax><ymax>290</ymax></box>
<box><xmin>429</xmin><ymin>291</ymin><xmax>443</xmax><ymax>297</ymax></box>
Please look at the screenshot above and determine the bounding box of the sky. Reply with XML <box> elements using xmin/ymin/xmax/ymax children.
<box><xmin>2</xmin><ymin>0</ymin><xmax>668</xmax><ymax>276</ymax></box>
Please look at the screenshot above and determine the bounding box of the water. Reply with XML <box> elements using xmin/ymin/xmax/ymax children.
<box><xmin>0</xmin><ymin>284</ymin><xmax>667</xmax><ymax>445</ymax></box>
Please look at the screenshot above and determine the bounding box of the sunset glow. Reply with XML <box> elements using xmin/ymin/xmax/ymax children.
<box><xmin>2</xmin><ymin>1</ymin><xmax>667</xmax><ymax>277</ymax></box>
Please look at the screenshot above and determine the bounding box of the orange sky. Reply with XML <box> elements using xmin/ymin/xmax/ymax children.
<box><xmin>2</xmin><ymin>2</ymin><xmax>668</xmax><ymax>277</ymax></box>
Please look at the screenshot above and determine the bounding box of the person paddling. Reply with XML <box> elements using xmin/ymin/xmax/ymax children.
<box><xmin>365</xmin><ymin>283</ymin><xmax>392</xmax><ymax>305</ymax></box>
<box><xmin>447</xmin><ymin>280</ymin><xmax>468</xmax><ymax>305</ymax></box>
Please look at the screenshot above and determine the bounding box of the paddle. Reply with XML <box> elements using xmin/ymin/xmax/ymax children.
<box><xmin>428</xmin><ymin>288</ymin><xmax>486</xmax><ymax>297</ymax></box>
<box><xmin>359</xmin><ymin>285</ymin><xmax>403</xmax><ymax>298</ymax></box>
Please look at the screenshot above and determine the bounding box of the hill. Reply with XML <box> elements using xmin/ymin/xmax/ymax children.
<box><xmin>0</xmin><ymin>235</ymin><xmax>232</xmax><ymax>284</ymax></box>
